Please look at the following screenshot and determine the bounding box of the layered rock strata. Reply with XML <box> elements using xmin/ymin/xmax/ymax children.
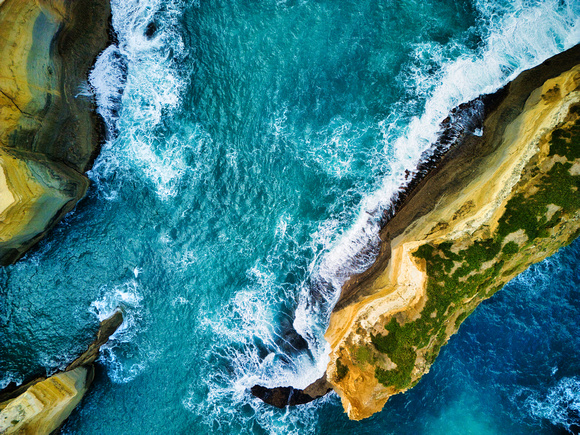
<box><xmin>324</xmin><ymin>44</ymin><xmax>580</xmax><ymax>420</ymax></box>
<box><xmin>0</xmin><ymin>310</ymin><xmax>123</xmax><ymax>434</ymax></box>
<box><xmin>0</xmin><ymin>0</ymin><xmax>111</xmax><ymax>265</ymax></box>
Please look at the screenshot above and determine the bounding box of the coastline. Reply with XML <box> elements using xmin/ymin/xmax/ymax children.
<box><xmin>0</xmin><ymin>1</ymin><xmax>118</xmax><ymax>432</ymax></box>
<box><xmin>324</xmin><ymin>43</ymin><xmax>580</xmax><ymax>420</ymax></box>
<box><xmin>251</xmin><ymin>44</ymin><xmax>580</xmax><ymax>413</ymax></box>
<box><xmin>0</xmin><ymin>0</ymin><xmax>111</xmax><ymax>265</ymax></box>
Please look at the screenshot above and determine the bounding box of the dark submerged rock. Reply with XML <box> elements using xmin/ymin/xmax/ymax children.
<box><xmin>251</xmin><ymin>374</ymin><xmax>332</xmax><ymax>408</ymax></box>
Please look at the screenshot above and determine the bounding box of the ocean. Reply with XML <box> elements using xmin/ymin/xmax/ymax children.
<box><xmin>1</xmin><ymin>0</ymin><xmax>579</xmax><ymax>433</ymax></box>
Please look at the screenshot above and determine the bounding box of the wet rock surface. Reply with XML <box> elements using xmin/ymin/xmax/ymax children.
<box><xmin>251</xmin><ymin>375</ymin><xmax>332</xmax><ymax>408</ymax></box>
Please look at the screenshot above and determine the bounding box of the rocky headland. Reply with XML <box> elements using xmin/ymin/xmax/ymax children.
<box><xmin>324</xmin><ymin>44</ymin><xmax>580</xmax><ymax>420</ymax></box>
<box><xmin>0</xmin><ymin>0</ymin><xmax>111</xmax><ymax>265</ymax></box>
<box><xmin>253</xmin><ymin>44</ymin><xmax>580</xmax><ymax>419</ymax></box>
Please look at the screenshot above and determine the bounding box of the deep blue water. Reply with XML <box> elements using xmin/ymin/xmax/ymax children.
<box><xmin>1</xmin><ymin>0</ymin><xmax>579</xmax><ymax>433</ymax></box>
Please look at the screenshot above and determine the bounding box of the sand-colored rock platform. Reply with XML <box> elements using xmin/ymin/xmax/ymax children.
<box><xmin>0</xmin><ymin>0</ymin><xmax>110</xmax><ymax>264</ymax></box>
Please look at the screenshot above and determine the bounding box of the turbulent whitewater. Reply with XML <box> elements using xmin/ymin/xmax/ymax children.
<box><xmin>1</xmin><ymin>0</ymin><xmax>580</xmax><ymax>434</ymax></box>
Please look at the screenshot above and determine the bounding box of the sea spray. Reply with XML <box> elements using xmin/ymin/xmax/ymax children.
<box><xmin>89</xmin><ymin>45</ymin><xmax>127</xmax><ymax>139</ymax></box>
<box><xmin>89</xmin><ymin>0</ymin><xmax>191</xmax><ymax>200</ymax></box>
<box><xmin>293</xmin><ymin>0</ymin><xmax>580</xmax><ymax>385</ymax></box>
<box><xmin>89</xmin><ymin>281</ymin><xmax>149</xmax><ymax>384</ymax></box>
<box><xmin>526</xmin><ymin>377</ymin><xmax>580</xmax><ymax>433</ymax></box>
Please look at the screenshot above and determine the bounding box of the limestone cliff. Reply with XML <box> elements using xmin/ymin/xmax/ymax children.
<box><xmin>0</xmin><ymin>0</ymin><xmax>111</xmax><ymax>265</ymax></box>
<box><xmin>325</xmin><ymin>44</ymin><xmax>580</xmax><ymax>420</ymax></box>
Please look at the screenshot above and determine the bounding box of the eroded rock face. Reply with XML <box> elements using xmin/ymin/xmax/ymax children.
<box><xmin>324</xmin><ymin>44</ymin><xmax>580</xmax><ymax>420</ymax></box>
<box><xmin>0</xmin><ymin>148</ymin><xmax>89</xmax><ymax>264</ymax></box>
<box><xmin>0</xmin><ymin>310</ymin><xmax>123</xmax><ymax>434</ymax></box>
<box><xmin>0</xmin><ymin>0</ymin><xmax>111</xmax><ymax>265</ymax></box>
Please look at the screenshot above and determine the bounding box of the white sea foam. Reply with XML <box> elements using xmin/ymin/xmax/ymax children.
<box><xmin>184</xmin><ymin>259</ymin><xmax>334</xmax><ymax>432</ymax></box>
<box><xmin>89</xmin><ymin>280</ymin><xmax>148</xmax><ymax>383</ymax></box>
<box><xmin>89</xmin><ymin>0</ymin><xmax>195</xmax><ymax>200</ymax></box>
<box><xmin>89</xmin><ymin>45</ymin><xmax>127</xmax><ymax>137</ymax></box>
<box><xmin>526</xmin><ymin>377</ymin><xmax>580</xmax><ymax>432</ymax></box>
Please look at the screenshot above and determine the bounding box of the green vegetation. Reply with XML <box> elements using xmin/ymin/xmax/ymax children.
<box><xmin>454</xmin><ymin>307</ymin><xmax>476</xmax><ymax>329</ymax></box>
<box><xmin>498</xmin><ymin>110</ymin><xmax>580</xmax><ymax>241</ymax></box>
<box><xmin>336</xmin><ymin>358</ymin><xmax>349</xmax><ymax>381</ymax></box>
<box><xmin>372</xmin><ymin>318</ymin><xmax>418</xmax><ymax>389</ymax></box>
<box><xmin>372</xmin><ymin>240</ymin><xmax>507</xmax><ymax>389</ymax></box>
<box><xmin>369</xmin><ymin>107</ymin><xmax>580</xmax><ymax>389</ymax></box>
<box><xmin>355</xmin><ymin>345</ymin><xmax>372</xmax><ymax>365</ymax></box>
<box><xmin>502</xmin><ymin>241</ymin><xmax>519</xmax><ymax>256</ymax></box>
<box><xmin>497</xmin><ymin>162</ymin><xmax>578</xmax><ymax>241</ymax></box>
<box><xmin>548</xmin><ymin>105</ymin><xmax>580</xmax><ymax>159</ymax></box>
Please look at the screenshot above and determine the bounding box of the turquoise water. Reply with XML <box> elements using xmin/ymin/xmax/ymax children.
<box><xmin>1</xmin><ymin>0</ymin><xmax>580</xmax><ymax>433</ymax></box>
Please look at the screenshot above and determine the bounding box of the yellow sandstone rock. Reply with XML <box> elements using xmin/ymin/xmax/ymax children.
<box><xmin>0</xmin><ymin>148</ymin><xmax>88</xmax><ymax>260</ymax></box>
<box><xmin>325</xmin><ymin>46</ymin><xmax>580</xmax><ymax>420</ymax></box>
<box><xmin>0</xmin><ymin>0</ymin><xmax>110</xmax><ymax>264</ymax></box>
<box><xmin>0</xmin><ymin>367</ymin><xmax>92</xmax><ymax>435</ymax></box>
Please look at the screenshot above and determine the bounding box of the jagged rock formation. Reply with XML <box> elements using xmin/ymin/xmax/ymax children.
<box><xmin>0</xmin><ymin>310</ymin><xmax>123</xmax><ymax>434</ymax></box>
<box><xmin>251</xmin><ymin>375</ymin><xmax>332</xmax><ymax>408</ymax></box>
<box><xmin>0</xmin><ymin>0</ymin><xmax>111</xmax><ymax>265</ymax></box>
<box><xmin>323</xmin><ymin>44</ymin><xmax>580</xmax><ymax>420</ymax></box>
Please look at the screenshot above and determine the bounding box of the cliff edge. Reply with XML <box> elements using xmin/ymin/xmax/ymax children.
<box><xmin>0</xmin><ymin>0</ymin><xmax>111</xmax><ymax>265</ymax></box>
<box><xmin>325</xmin><ymin>44</ymin><xmax>580</xmax><ymax>420</ymax></box>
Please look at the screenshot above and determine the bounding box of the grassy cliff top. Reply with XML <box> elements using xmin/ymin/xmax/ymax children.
<box><xmin>324</xmin><ymin>45</ymin><xmax>580</xmax><ymax>420</ymax></box>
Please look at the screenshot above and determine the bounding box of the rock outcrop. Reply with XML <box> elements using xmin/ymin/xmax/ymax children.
<box><xmin>0</xmin><ymin>310</ymin><xmax>122</xmax><ymax>434</ymax></box>
<box><xmin>0</xmin><ymin>367</ymin><xmax>92</xmax><ymax>435</ymax></box>
<box><xmin>251</xmin><ymin>375</ymin><xmax>332</xmax><ymax>408</ymax></box>
<box><xmin>323</xmin><ymin>44</ymin><xmax>580</xmax><ymax>420</ymax></box>
<box><xmin>0</xmin><ymin>0</ymin><xmax>111</xmax><ymax>265</ymax></box>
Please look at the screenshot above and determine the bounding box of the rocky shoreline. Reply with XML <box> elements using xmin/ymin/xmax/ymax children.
<box><xmin>0</xmin><ymin>311</ymin><xmax>123</xmax><ymax>434</ymax></box>
<box><xmin>2</xmin><ymin>0</ymin><xmax>580</xmax><ymax>428</ymax></box>
<box><xmin>254</xmin><ymin>44</ymin><xmax>580</xmax><ymax>419</ymax></box>
<box><xmin>325</xmin><ymin>43</ymin><xmax>580</xmax><ymax>420</ymax></box>
<box><xmin>0</xmin><ymin>0</ymin><xmax>111</xmax><ymax>265</ymax></box>
<box><xmin>0</xmin><ymin>1</ymin><xmax>118</xmax><ymax>433</ymax></box>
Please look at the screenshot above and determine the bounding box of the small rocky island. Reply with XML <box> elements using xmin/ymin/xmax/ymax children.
<box><xmin>255</xmin><ymin>43</ymin><xmax>580</xmax><ymax>420</ymax></box>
